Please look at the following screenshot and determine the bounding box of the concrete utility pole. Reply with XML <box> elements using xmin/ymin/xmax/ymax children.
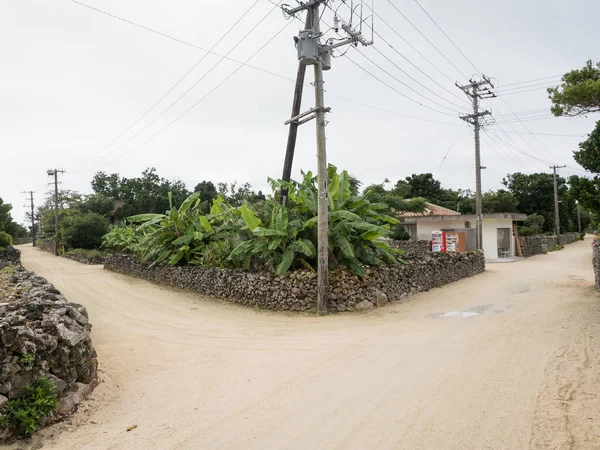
<box><xmin>22</xmin><ymin>191</ymin><xmax>36</xmax><ymax>247</ymax></box>
<box><xmin>551</xmin><ymin>165</ymin><xmax>566</xmax><ymax>238</ymax></box>
<box><xmin>47</xmin><ymin>169</ymin><xmax>65</xmax><ymax>256</ymax></box>
<box><xmin>282</xmin><ymin>0</ymin><xmax>372</xmax><ymax>314</ymax></box>
<box><xmin>457</xmin><ymin>76</ymin><xmax>496</xmax><ymax>251</ymax></box>
<box><xmin>577</xmin><ymin>200</ymin><xmax>582</xmax><ymax>233</ymax></box>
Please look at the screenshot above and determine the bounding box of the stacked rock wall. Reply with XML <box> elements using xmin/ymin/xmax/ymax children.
<box><xmin>0</xmin><ymin>247</ymin><xmax>97</xmax><ymax>439</ymax></box>
<box><xmin>519</xmin><ymin>233</ymin><xmax>580</xmax><ymax>257</ymax></box>
<box><xmin>389</xmin><ymin>240</ymin><xmax>431</xmax><ymax>258</ymax></box>
<box><xmin>104</xmin><ymin>252</ymin><xmax>485</xmax><ymax>313</ymax></box>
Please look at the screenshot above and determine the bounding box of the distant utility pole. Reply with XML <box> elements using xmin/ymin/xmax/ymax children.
<box><xmin>577</xmin><ymin>200</ymin><xmax>582</xmax><ymax>233</ymax></box>
<box><xmin>457</xmin><ymin>75</ymin><xmax>496</xmax><ymax>250</ymax></box>
<box><xmin>47</xmin><ymin>169</ymin><xmax>65</xmax><ymax>256</ymax></box>
<box><xmin>551</xmin><ymin>165</ymin><xmax>566</xmax><ymax>238</ymax></box>
<box><xmin>22</xmin><ymin>191</ymin><xmax>36</xmax><ymax>247</ymax></box>
<box><xmin>282</xmin><ymin>0</ymin><xmax>373</xmax><ymax>314</ymax></box>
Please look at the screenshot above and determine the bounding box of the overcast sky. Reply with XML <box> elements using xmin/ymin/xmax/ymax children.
<box><xmin>2</xmin><ymin>0</ymin><xmax>599</xmax><ymax>225</ymax></box>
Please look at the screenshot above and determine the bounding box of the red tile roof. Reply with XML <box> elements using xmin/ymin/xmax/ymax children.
<box><xmin>397</xmin><ymin>202</ymin><xmax>460</xmax><ymax>218</ymax></box>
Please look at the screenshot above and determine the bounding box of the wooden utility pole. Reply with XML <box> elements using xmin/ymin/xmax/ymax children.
<box><xmin>280</xmin><ymin>13</ymin><xmax>313</xmax><ymax>205</ymax></box>
<box><xmin>281</xmin><ymin>0</ymin><xmax>372</xmax><ymax>314</ymax></box>
<box><xmin>22</xmin><ymin>191</ymin><xmax>36</xmax><ymax>247</ymax></box>
<box><xmin>457</xmin><ymin>76</ymin><xmax>495</xmax><ymax>250</ymax></box>
<box><xmin>551</xmin><ymin>165</ymin><xmax>566</xmax><ymax>238</ymax></box>
<box><xmin>312</xmin><ymin>4</ymin><xmax>329</xmax><ymax>315</ymax></box>
<box><xmin>47</xmin><ymin>169</ymin><xmax>65</xmax><ymax>256</ymax></box>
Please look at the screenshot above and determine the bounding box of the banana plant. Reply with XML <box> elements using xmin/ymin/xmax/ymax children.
<box><xmin>229</xmin><ymin>203</ymin><xmax>316</xmax><ymax>274</ymax></box>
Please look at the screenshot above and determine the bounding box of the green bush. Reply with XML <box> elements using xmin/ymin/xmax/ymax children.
<box><xmin>518</xmin><ymin>226</ymin><xmax>534</xmax><ymax>236</ymax></box>
<box><xmin>123</xmin><ymin>166</ymin><xmax>404</xmax><ymax>275</ymax></box>
<box><xmin>59</xmin><ymin>212</ymin><xmax>110</xmax><ymax>250</ymax></box>
<box><xmin>549</xmin><ymin>245</ymin><xmax>564</xmax><ymax>252</ymax></box>
<box><xmin>67</xmin><ymin>248</ymin><xmax>106</xmax><ymax>262</ymax></box>
<box><xmin>0</xmin><ymin>378</ymin><xmax>57</xmax><ymax>435</ymax></box>
<box><xmin>525</xmin><ymin>213</ymin><xmax>545</xmax><ymax>235</ymax></box>
<box><xmin>0</xmin><ymin>232</ymin><xmax>13</xmax><ymax>249</ymax></box>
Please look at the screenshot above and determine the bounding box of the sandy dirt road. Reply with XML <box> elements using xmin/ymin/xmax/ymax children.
<box><xmin>10</xmin><ymin>238</ymin><xmax>600</xmax><ymax>450</ymax></box>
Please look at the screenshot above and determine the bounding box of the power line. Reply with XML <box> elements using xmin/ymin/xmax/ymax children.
<box><xmin>499</xmin><ymin>75</ymin><xmax>562</xmax><ymax>88</ymax></box>
<box><xmin>497</xmin><ymin>80</ymin><xmax>560</xmax><ymax>93</ymax></box>
<box><xmin>412</xmin><ymin>0</ymin><xmax>479</xmax><ymax>74</ymax></box>
<box><xmin>95</xmin><ymin>20</ymin><xmax>294</xmax><ymax>169</ymax></box>
<box><xmin>346</xmin><ymin>52</ymin><xmax>459</xmax><ymax>117</ymax></box>
<box><xmin>79</xmin><ymin>1</ymin><xmax>282</xmax><ymax>170</ymax></box>
<box><xmin>384</xmin><ymin>0</ymin><xmax>469</xmax><ymax>79</ymax></box>
<box><xmin>500</xmin><ymin>130</ymin><xmax>584</xmax><ymax>137</ymax></box>
<box><xmin>370</xmin><ymin>45</ymin><xmax>468</xmax><ymax>110</ymax></box>
<box><xmin>333</xmin><ymin>1</ymin><xmax>470</xmax><ymax>105</ymax></box>
<box><xmin>68</xmin><ymin>0</ymin><xmax>297</xmax><ymax>83</ymax></box>
<box><xmin>496</xmin><ymin>85</ymin><xmax>557</xmax><ymax>96</ymax></box>
<box><xmin>76</xmin><ymin>0</ymin><xmax>262</xmax><ymax>167</ymax></box>
<box><xmin>439</xmin><ymin>126</ymin><xmax>464</xmax><ymax>168</ymax></box>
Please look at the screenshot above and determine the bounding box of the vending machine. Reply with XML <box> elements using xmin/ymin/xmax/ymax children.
<box><xmin>431</xmin><ymin>231</ymin><xmax>446</xmax><ymax>252</ymax></box>
<box><xmin>431</xmin><ymin>231</ymin><xmax>459</xmax><ymax>253</ymax></box>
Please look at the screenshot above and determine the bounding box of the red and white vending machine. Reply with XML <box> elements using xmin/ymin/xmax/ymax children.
<box><xmin>431</xmin><ymin>231</ymin><xmax>446</xmax><ymax>253</ymax></box>
<box><xmin>431</xmin><ymin>231</ymin><xmax>458</xmax><ymax>253</ymax></box>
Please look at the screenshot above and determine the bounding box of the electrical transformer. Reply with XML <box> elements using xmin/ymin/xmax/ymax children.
<box><xmin>320</xmin><ymin>47</ymin><xmax>331</xmax><ymax>71</ymax></box>
<box><xmin>296</xmin><ymin>30</ymin><xmax>319</xmax><ymax>65</ymax></box>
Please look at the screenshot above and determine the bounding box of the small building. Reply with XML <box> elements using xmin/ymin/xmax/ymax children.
<box><xmin>399</xmin><ymin>203</ymin><xmax>527</xmax><ymax>260</ymax></box>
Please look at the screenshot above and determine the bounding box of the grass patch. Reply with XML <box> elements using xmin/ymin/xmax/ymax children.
<box><xmin>549</xmin><ymin>245</ymin><xmax>564</xmax><ymax>252</ymax></box>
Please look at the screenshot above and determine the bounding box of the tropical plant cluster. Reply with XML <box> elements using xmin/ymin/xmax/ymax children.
<box><xmin>103</xmin><ymin>166</ymin><xmax>404</xmax><ymax>275</ymax></box>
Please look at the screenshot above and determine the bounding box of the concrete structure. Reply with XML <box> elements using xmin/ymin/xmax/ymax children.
<box><xmin>399</xmin><ymin>203</ymin><xmax>526</xmax><ymax>260</ymax></box>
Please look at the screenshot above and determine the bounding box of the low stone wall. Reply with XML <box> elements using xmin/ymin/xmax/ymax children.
<box><xmin>593</xmin><ymin>240</ymin><xmax>600</xmax><ymax>292</ymax></box>
<box><xmin>37</xmin><ymin>239</ymin><xmax>56</xmax><ymax>254</ymax></box>
<box><xmin>519</xmin><ymin>233</ymin><xmax>579</xmax><ymax>257</ymax></box>
<box><xmin>390</xmin><ymin>240</ymin><xmax>431</xmax><ymax>257</ymax></box>
<box><xmin>104</xmin><ymin>252</ymin><xmax>485</xmax><ymax>313</ymax></box>
<box><xmin>0</xmin><ymin>248</ymin><xmax>21</xmax><ymax>270</ymax></box>
<box><xmin>64</xmin><ymin>253</ymin><xmax>106</xmax><ymax>265</ymax></box>
<box><xmin>11</xmin><ymin>238</ymin><xmax>32</xmax><ymax>246</ymax></box>
<box><xmin>0</xmin><ymin>248</ymin><xmax>97</xmax><ymax>439</ymax></box>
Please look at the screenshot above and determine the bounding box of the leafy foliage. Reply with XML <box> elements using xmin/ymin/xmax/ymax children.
<box><xmin>118</xmin><ymin>167</ymin><xmax>404</xmax><ymax>275</ymax></box>
<box><xmin>58</xmin><ymin>212</ymin><xmax>110</xmax><ymax>250</ymax></box>
<box><xmin>0</xmin><ymin>231</ymin><xmax>12</xmax><ymax>249</ymax></box>
<box><xmin>548</xmin><ymin>60</ymin><xmax>600</xmax><ymax>117</ymax></box>
<box><xmin>0</xmin><ymin>378</ymin><xmax>57</xmax><ymax>435</ymax></box>
<box><xmin>0</xmin><ymin>198</ymin><xmax>28</xmax><ymax>239</ymax></box>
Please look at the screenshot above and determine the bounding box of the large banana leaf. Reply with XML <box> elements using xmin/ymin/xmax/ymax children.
<box><xmin>240</xmin><ymin>204</ymin><xmax>262</xmax><ymax>231</ymax></box>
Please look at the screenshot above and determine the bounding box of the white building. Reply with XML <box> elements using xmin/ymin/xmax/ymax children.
<box><xmin>399</xmin><ymin>203</ymin><xmax>527</xmax><ymax>260</ymax></box>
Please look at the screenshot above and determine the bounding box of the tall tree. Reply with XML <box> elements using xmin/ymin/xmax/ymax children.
<box><xmin>548</xmin><ymin>60</ymin><xmax>600</xmax><ymax>117</ymax></box>
<box><xmin>503</xmin><ymin>172</ymin><xmax>567</xmax><ymax>233</ymax></box>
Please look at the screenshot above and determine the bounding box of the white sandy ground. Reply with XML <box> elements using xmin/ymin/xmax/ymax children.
<box><xmin>5</xmin><ymin>237</ymin><xmax>600</xmax><ymax>450</ymax></box>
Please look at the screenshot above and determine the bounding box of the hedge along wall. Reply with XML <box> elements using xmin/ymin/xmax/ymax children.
<box><xmin>104</xmin><ymin>252</ymin><xmax>485</xmax><ymax>313</ymax></box>
<box><xmin>519</xmin><ymin>233</ymin><xmax>580</xmax><ymax>257</ymax></box>
<box><xmin>593</xmin><ymin>240</ymin><xmax>600</xmax><ymax>292</ymax></box>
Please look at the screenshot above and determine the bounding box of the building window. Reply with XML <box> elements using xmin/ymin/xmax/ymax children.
<box><xmin>465</xmin><ymin>221</ymin><xmax>471</xmax><ymax>228</ymax></box>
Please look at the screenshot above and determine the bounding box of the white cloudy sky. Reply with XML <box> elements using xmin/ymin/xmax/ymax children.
<box><xmin>2</xmin><ymin>0</ymin><xmax>599</xmax><ymax>225</ymax></box>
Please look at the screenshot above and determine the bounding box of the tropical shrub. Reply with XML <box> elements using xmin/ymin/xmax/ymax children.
<box><xmin>0</xmin><ymin>231</ymin><xmax>12</xmax><ymax>249</ymax></box>
<box><xmin>518</xmin><ymin>226</ymin><xmax>534</xmax><ymax>236</ymax></box>
<box><xmin>108</xmin><ymin>166</ymin><xmax>404</xmax><ymax>275</ymax></box>
<box><xmin>58</xmin><ymin>212</ymin><xmax>110</xmax><ymax>250</ymax></box>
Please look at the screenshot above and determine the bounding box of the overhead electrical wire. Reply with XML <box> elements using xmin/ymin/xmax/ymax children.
<box><xmin>500</xmin><ymin>75</ymin><xmax>562</xmax><ymax>88</ymax></box>
<box><xmin>384</xmin><ymin>0</ymin><xmax>469</xmax><ymax>79</ymax></box>
<box><xmin>79</xmin><ymin>1</ymin><xmax>285</xmax><ymax>170</ymax></box>
<box><xmin>346</xmin><ymin>52</ymin><xmax>460</xmax><ymax>117</ymax></box>
<box><xmin>333</xmin><ymin>1</ymin><xmax>469</xmax><ymax>105</ymax></box>
<box><xmin>439</xmin><ymin>126</ymin><xmax>464</xmax><ymax>168</ymax></box>
<box><xmin>369</xmin><ymin>46</ymin><xmax>468</xmax><ymax>110</ymax></box>
<box><xmin>412</xmin><ymin>0</ymin><xmax>480</xmax><ymax>75</ymax></box>
<box><xmin>94</xmin><ymin>20</ymin><xmax>294</xmax><ymax>169</ymax></box>
<box><xmin>76</xmin><ymin>0</ymin><xmax>262</xmax><ymax>167</ymax></box>
<box><xmin>497</xmin><ymin>80</ymin><xmax>561</xmax><ymax>93</ymax></box>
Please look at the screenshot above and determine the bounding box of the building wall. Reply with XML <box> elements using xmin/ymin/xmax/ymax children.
<box><xmin>415</xmin><ymin>218</ymin><xmax>515</xmax><ymax>259</ymax></box>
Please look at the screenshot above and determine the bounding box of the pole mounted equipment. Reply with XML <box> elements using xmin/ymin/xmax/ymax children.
<box><xmin>279</xmin><ymin>0</ymin><xmax>374</xmax><ymax>314</ymax></box>
<box><xmin>457</xmin><ymin>75</ymin><xmax>496</xmax><ymax>251</ymax></box>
